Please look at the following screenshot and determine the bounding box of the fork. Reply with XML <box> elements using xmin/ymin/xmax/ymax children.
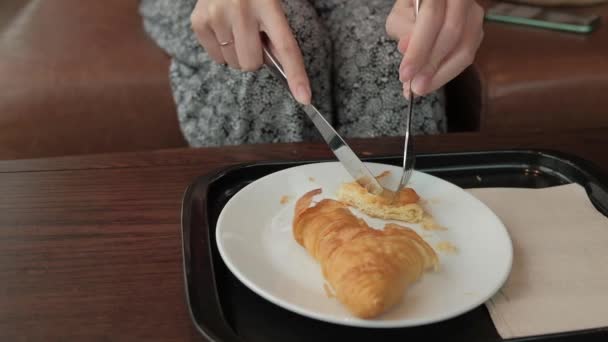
<box><xmin>393</xmin><ymin>95</ymin><xmax>415</xmax><ymax>198</ymax></box>
<box><xmin>392</xmin><ymin>0</ymin><xmax>420</xmax><ymax>201</ymax></box>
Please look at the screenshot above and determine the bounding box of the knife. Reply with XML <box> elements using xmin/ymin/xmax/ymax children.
<box><xmin>262</xmin><ymin>46</ymin><xmax>384</xmax><ymax>195</ymax></box>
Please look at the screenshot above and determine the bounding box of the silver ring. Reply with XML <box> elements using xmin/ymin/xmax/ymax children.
<box><xmin>219</xmin><ymin>40</ymin><xmax>233</xmax><ymax>47</ymax></box>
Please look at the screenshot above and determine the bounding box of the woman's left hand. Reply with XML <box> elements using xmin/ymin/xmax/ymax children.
<box><xmin>386</xmin><ymin>0</ymin><xmax>484</xmax><ymax>97</ymax></box>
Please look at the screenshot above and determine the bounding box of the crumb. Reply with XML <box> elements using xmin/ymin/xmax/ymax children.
<box><xmin>308</xmin><ymin>177</ymin><xmax>316</xmax><ymax>182</ymax></box>
<box><xmin>323</xmin><ymin>283</ymin><xmax>335</xmax><ymax>298</ymax></box>
<box><xmin>429</xmin><ymin>198</ymin><xmax>440</xmax><ymax>205</ymax></box>
<box><xmin>361</xmin><ymin>151</ymin><xmax>373</xmax><ymax>156</ymax></box>
<box><xmin>280</xmin><ymin>195</ymin><xmax>290</xmax><ymax>205</ymax></box>
<box><xmin>375</xmin><ymin>170</ymin><xmax>391</xmax><ymax>180</ymax></box>
<box><xmin>464</xmin><ymin>292</ymin><xmax>476</xmax><ymax>296</ymax></box>
<box><xmin>422</xmin><ymin>215</ymin><xmax>447</xmax><ymax>231</ymax></box>
<box><xmin>436</xmin><ymin>241</ymin><xmax>458</xmax><ymax>254</ymax></box>
<box><xmin>476</xmin><ymin>175</ymin><xmax>482</xmax><ymax>182</ymax></box>
<box><xmin>422</xmin><ymin>234</ymin><xmax>433</xmax><ymax>239</ymax></box>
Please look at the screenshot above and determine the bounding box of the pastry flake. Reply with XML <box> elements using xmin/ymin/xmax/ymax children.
<box><xmin>436</xmin><ymin>241</ymin><xmax>458</xmax><ymax>254</ymax></box>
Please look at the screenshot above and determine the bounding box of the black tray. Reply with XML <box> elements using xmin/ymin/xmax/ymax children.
<box><xmin>181</xmin><ymin>150</ymin><xmax>608</xmax><ymax>342</ymax></box>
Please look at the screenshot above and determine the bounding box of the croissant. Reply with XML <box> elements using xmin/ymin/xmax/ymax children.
<box><xmin>293</xmin><ymin>189</ymin><xmax>438</xmax><ymax>318</ymax></box>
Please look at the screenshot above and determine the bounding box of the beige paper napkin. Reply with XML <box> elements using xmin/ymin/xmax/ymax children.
<box><xmin>467</xmin><ymin>184</ymin><xmax>608</xmax><ymax>339</ymax></box>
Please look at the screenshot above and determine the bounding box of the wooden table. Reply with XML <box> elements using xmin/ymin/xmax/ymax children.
<box><xmin>1</xmin><ymin>129</ymin><xmax>607</xmax><ymax>341</ymax></box>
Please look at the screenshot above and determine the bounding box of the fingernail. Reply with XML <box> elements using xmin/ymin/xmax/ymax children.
<box><xmin>295</xmin><ymin>84</ymin><xmax>311</xmax><ymax>105</ymax></box>
<box><xmin>400</xmin><ymin>64</ymin><xmax>416</xmax><ymax>82</ymax></box>
<box><xmin>403</xmin><ymin>83</ymin><xmax>410</xmax><ymax>99</ymax></box>
<box><xmin>412</xmin><ymin>74</ymin><xmax>430</xmax><ymax>95</ymax></box>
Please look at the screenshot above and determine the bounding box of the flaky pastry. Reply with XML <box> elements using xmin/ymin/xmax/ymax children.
<box><xmin>336</xmin><ymin>177</ymin><xmax>424</xmax><ymax>223</ymax></box>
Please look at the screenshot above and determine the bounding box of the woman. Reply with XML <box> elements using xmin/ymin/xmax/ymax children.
<box><xmin>140</xmin><ymin>0</ymin><xmax>484</xmax><ymax>146</ymax></box>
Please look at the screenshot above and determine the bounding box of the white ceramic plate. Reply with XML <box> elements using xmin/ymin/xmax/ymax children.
<box><xmin>216</xmin><ymin>162</ymin><xmax>512</xmax><ymax>328</ymax></box>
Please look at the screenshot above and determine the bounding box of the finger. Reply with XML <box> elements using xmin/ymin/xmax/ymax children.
<box><xmin>208</xmin><ymin>7</ymin><xmax>239</xmax><ymax>68</ymax></box>
<box><xmin>196</xmin><ymin>26</ymin><xmax>226</xmax><ymax>65</ymax></box>
<box><xmin>410</xmin><ymin>0</ymin><xmax>473</xmax><ymax>94</ymax></box>
<box><xmin>397</xmin><ymin>33</ymin><xmax>412</xmax><ymax>78</ymax></box>
<box><xmin>260</xmin><ymin>3</ymin><xmax>311</xmax><ymax>105</ymax></box>
<box><xmin>399</xmin><ymin>0</ymin><xmax>446</xmax><ymax>82</ymax></box>
<box><xmin>190</xmin><ymin>3</ymin><xmax>224</xmax><ymax>64</ymax></box>
<box><xmin>386</xmin><ymin>0</ymin><xmax>414</xmax><ymax>40</ymax></box>
<box><xmin>417</xmin><ymin>5</ymin><xmax>485</xmax><ymax>95</ymax></box>
<box><xmin>217</xmin><ymin>38</ymin><xmax>239</xmax><ymax>69</ymax></box>
<box><xmin>398</xmin><ymin>33</ymin><xmax>411</xmax><ymax>54</ymax></box>
<box><xmin>233</xmin><ymin>4</ymin><xmax>263</xmax><ymax>72</ymax></box>
<box><xmin>403</xmin><ymin>81</ymin><xmax>412</xmax><ymax>100</ymax></box>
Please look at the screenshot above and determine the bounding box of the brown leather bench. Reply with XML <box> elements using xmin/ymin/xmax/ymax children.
<box><xmin>0</xmin><ymin>0</ymin><xmax>606</xmax><ymax>160</ymax></box>
<box><xmin>0</xmin><ymin>0</ymin><xmax>185</xmax><ymax>160</ymax></box>
<box><xmin>474</xmin><ymin>0</ymin><xmax>608</xmax><ymax>132</ymax></box>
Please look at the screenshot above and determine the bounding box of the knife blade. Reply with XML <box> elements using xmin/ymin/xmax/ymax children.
<box><xmin>262</xmin><ymin>46</ymin><xmax>384</xmax><ymax>195</ymax></box>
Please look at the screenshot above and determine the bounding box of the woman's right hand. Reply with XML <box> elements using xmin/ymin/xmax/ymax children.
<box><xmin>190</xmin><ymin>0</ymin><xmax>311</xmax><ymax>104</ymax></box>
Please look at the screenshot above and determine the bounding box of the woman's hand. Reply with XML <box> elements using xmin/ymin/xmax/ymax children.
<box><xmin>190</xmin><ymin>0</ymin><xmax>311</xmax><ymax>104</ymax></box>
<box><xmin>386</xmin><ymin>0</ymin><xmax>484</xmax><ymax>97</ymax></box>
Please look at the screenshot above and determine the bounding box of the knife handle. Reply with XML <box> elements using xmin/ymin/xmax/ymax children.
<box><xmin>262</xmin><ymin>47</ymin><xmax>291</xmax><ymax>90</ymax></box>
